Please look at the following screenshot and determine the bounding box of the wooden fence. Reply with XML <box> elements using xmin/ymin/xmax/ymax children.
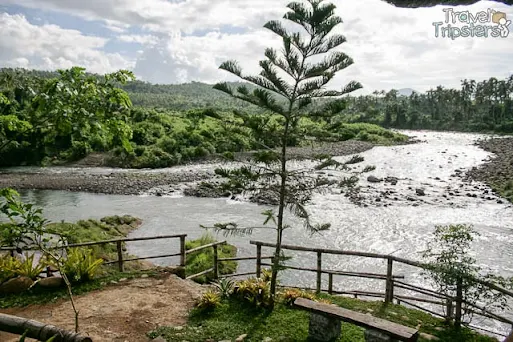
<box><xmin>244</xmin><ymin>240</ymin><xmax>513</xmax><ymax>339</ymax></box>
<box><xmin>3</xmin><ymin>236</ymin><xmax>513</xmax><ymax>340</ymax></box>
<box><xmin>1</xmin><ymin>234</ymin><xmax>188</xmax><ymax>272</ymax></box>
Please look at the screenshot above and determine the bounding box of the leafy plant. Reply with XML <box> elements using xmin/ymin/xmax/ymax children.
<box><xmin>421</xmin><ymin>224</ymin><xmax>512</xmax><ymax>328</ymax></box>
<box><xmin>0</xmin><ymin>254</ymin><xmax>22</xmax><ymax>283</ymax></box>
<box><xmin>197</xmin><ymin>290</ymin><xmax>221</xmax><ymax>311</ymax></box>
<box><xmin>234</xmin><ymin>276</ymin><xmax>272</xmax><ymax>308</ymax></box>
<box><xmin>59</xmin><ymin>248</ymin><xmax>104</xmax><ymax>283</ymax></box>
<box><xmin>0</xmin><ymin>188</ymin><xmax>48</xmax><ymax>250</ymax></box>
<box><xmin>212</xmin><ymin>278</ymin><xmax>235</xmax><ymax>299</ymax></box>
<box><xmin>280</xmin><ymin>288</ymin><xmax>316</xmax><ymax>306</ymax></box>
<box><xmin>17</xmin><ymin>253</ymin><xmax>46</xmax><ymax>280</ymax></box>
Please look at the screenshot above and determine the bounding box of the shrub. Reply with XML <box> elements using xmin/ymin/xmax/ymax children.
<box><xmin>197</xmin><ymin>290</ymin><xmax>221</xmax><ymax>311</ymax></box>
<box><xmin>212</xmin><ymin>278</ymin><xmax>235</xmax><ymax>299</ymax></box>
<box><xmin>280</xmin><ymin>288</ymin><xmax>316</xmax><ymax>306</ymax></box>
<box><xmin>17</xmin><ymin>253</ymin><xmax>46</xmax><ymax>280</ymax></box>
<box><xmin>59</xmin><ymin>248</ymin><xmax>103</xmax><ymax>283</ymax></box>
<box><xmin>234</xmin><ymin>276</ymin><xmax>272</xmax><ymax>308</ymax></box>
<box><xmin>0</xmin><ymin>255</ymin><xmax>21</xmax><ymax>283</ymax></box>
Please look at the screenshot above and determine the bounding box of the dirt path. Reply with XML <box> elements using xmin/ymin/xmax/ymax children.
<box><xmin>0</xmin><ymin>273</ymin><xmax>205</xmax><ymax>342</ymax></box>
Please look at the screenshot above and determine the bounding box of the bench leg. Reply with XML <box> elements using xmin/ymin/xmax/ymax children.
<box><xmin>364</xmin><ymin>329</ymin><xmax>397</xmax><ymax>342</ymax></box>
<box><xmin>307</xmin><ymin>312</ymin><xmax>341</xmax><ymax>342</ymax></box>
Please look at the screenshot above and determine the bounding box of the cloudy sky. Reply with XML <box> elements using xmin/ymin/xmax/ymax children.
<box><xmin>0</xmin><ymin>0</ymin><xmax>511</xmax><ymax>94</ymax></box>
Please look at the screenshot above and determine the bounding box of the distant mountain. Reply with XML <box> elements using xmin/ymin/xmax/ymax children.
<box><xmin>397</xmin><ymin>88</ymin><xmax>417</xmax><ymax>96</ymax></box>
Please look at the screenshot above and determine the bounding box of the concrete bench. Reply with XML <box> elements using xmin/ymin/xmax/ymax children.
<box><xmin>294</xmin><ymin>298</ymin><xmax>419</xmax><ymax>342</ymax></box>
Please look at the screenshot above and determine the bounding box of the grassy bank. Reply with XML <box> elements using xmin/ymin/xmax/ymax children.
<box><xmin>44</xmin><ymin>215</ymin><xmax>142</xmax><ymax>262</ymax></box>
<box><xmin>149</xmin><ymin>294</ymin><xmax>494</xmax><ymax>342</ymax></box>
<box><xmin>185</xmin><ymin>233</ymin><xmax>237</xmax><ymax>283</ymax></box>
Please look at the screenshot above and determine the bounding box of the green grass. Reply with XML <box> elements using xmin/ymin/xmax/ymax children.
<box><xmin>46</xmin><ymin>215</ymin><xmax>141</xmax><ymax>244</ymax></box>
<box><xmin>185</xmin><ymin>233</ymin><xmax>237</xmax><ymax>283</ymax></box>
<box><xmin>149</xmin><ymin>295</ymin><xmax>496</xmax><ymax>342</ymax></box>
<box><xmin>338</xmin><ymin>123</ymin><xmax>409</xmax><ymax>144</ymax></box>
<box><xmin>45</xmin><ymin>215</ymin><xmax>141</xmax><ymax>258</ymax></box>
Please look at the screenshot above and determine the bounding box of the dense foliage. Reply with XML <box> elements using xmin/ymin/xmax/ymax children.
<box><xmin>0</xmin><ymin>67</ymin><xmax>134</xmax><ymax>166</ymax></box>
<box><xmin>0</xmin><ymin>67</ymin><xmax>406</xmax><ymax>168</ymax></box>
<box><xmin>344</xmin><ymin>76</ymin><xmax>513</xmax><ymax>132</ymax></box>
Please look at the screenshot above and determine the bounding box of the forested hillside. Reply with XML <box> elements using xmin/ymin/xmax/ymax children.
<box><xmin>0</xmin><ymin>67</ymin><xmax>406</xmax><ymax>168</ymax></box>
<box><xmin>3</xmin><ymin>68</ymin><xmax>512</xmax><ymax>134</ymax></box>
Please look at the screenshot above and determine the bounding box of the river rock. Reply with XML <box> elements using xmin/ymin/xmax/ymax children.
<box><xmin>235</xmin><ymin>334</ymin><xmax>248</xmax><ymax>342</ymax></box>
<box><xmin>415</xmin><ymin>188</ymin><xmax>426</xmax><ymax>196</ymax></box>
<box><xmin>367</xmin><ymin>176</ymin><xmax>382</xmax><ymax>183</ymax></box>
<box><xmin>38</xmin><ymin>276</ymin><xmax>64</xmax><ymax>288</ymax></box>
<box><xmin>385</xmin><ymin>177</ymin><xmax>398</xmax><ymax>185</ymax></box>
<box><xmin>0</xmin><ymin>276</ymin><xmax>34</xmax><ymax>294</ymax></box>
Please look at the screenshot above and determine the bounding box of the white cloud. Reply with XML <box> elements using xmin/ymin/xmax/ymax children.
<box><xmin>117</xmin><ymin>34</ymin><xmax>160</xmax><ymax>47</ymax></box>
<box><xmin>1</xmin><ymin>0</ymin><xmax>512</xmax><ymax>93</ymax></box>
<box><xmin>0</xmin><ymin>13</ymin><xmax>135</xmax><ymax>73</ymax></box>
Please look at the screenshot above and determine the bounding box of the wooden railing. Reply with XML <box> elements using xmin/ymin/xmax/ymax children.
<box><xmin>1</xmin><ymin>234</ymin><xmax>188</xmax><ymax>272</ymax></box>
<box><xmin>249</xmin><ymin>240</ymin><xmax>513</xmax><ymax>339</ymax></box>
<box><xmin>3</xmin><ymin>236</ymin><xmax>512</xmax><ymax>339</ymax></box>
<box><xmin>185</xmin><ymin>240</ymin><xmax>226</xmax><ymax>280</ymax></box>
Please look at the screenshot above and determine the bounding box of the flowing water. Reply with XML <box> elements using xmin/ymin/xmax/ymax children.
<box><xmin>8</xmin><ymin>130</ymin><xmax>513</xmax><ymax>337</ymax></box>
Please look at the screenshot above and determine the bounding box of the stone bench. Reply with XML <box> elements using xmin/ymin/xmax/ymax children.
<box><xmin>294</xmin><ymin>298</ymin><xmax>419</xmax><ymax>342</ymax></box>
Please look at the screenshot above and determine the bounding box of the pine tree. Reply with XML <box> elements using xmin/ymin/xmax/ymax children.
<box><xmin>211</xmin><ymin>0</ymin><xmax>362</xmax><ymax>304</ymax></box>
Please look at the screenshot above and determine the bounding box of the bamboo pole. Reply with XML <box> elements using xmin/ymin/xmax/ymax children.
<box><xmin>0</xmin><ymin>313</ymin><xmax>92</xmax><ymax>342</ymax></box>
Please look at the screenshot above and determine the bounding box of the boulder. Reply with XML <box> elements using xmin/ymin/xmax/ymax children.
<box><xmin>38</xmin><ymin>276</ymin><xmax>64</xmax><ymax>288</ymax></box>
<box><xmin>415</xmin><ymin>188</ymin><xmax>426</xmax><ymax>196</ymax></box>
<box><xmin>367</xmin><ymin>176</ymin><xmax>382</xmax><ymax>183</ymax></box>
<box><xmin>0</xmin><ymin>276</ymin><xmax>34</xmax><ymax>294</ymax></box>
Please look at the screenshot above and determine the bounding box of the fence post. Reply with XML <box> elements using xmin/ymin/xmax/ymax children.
<box><xmin>116</xmin><ymin>240</ymin><xmax>124</xmax><ymax>272</ymax></box>
<box><xmin>316</xmin><ymin>251</ymin><xmax>322</xmax><ymax>294</ymax></box>
<box><xmin>445</xmin><ymin>298</ymin><xmax>454</xmax><ymax>324</ymax></box>
<box><xmin>328</xmin><ymin>273</ymin><xmax>333</xmax><ymax>295</ymax></box>
<box><xmin>385</xmin><ymin>257</ymin><xmax>394</xmax><ymax>304</ymax></box>
<box><xmin>213</xmin><ymin>244</ymin><xmax>219</xmax><ymax>280</ymax></box>
<box><xmin>256</xmin><ymin>243</ymin><xmax>262</xmax><ymax>278</ymax></box>
<box><xmin>180</xmin><ymin>235</ymin><xmax>186</xmax><ymax>267</ymax></box>
<box><xmin>455</xmin><ymin>277</ymin><xmax>463</xmax><ymax>329</ymax></box>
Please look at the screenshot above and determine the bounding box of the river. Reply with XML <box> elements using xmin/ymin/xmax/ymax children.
<box><xmin>11</xmin><ymin>130</ymin><xmax>513</xmax><ymax>338</ymax></box>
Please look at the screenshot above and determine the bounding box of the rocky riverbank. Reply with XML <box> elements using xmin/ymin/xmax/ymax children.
<box><xmin>0</xmin><ymin>140</ymin><xmax>379</xmax><ymax>196</ymax></box>
<box><xmin>466</xmin><ymin>137</ymin><xmax>513</xmax><ymax>203</ymax></box>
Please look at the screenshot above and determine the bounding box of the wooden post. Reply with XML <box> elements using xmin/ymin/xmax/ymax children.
<box><xmin>455</xmin><ymin>277</ymin><xmax>463</xmax><ymax>329</ymax></box>
<box><xmin>445</xmin><ymin>298</ymin><xmax>454</xmax><ymax>324</ymax></box>
<box><xmin>328</xmin><ymin>273</ymin><xmax>333</xmax><ymax>295</ymax></box>
<box><xmin>316</xmin><ymin>251</ymin><xmax>322</xmax><ymax>294</ymax></box>
<box><xmin>385</xmin><ymin>257</ymin><xmax>394</xmax><ymax>304</ymax></box>
<box><xmin>116</xmin><ymin>240</ymin><xmax>124</xmax><ymax>272</ymax></box>
<box><xmin>213</xmin><ymin>244</ymin><xmax>219</xmax><ymax>280</ymax></box>
<box><xmin>180</xmin><ymin>235</ymin><xmax>186</xmax><ymax>267</ymax></box>
<box><xmin>256</xmin><ymin>243</ymin><xmax>262</xmax><ymax>278</ymax></box>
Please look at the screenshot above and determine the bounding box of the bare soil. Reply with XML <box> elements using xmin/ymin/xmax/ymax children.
<box><xmin>0</xmin><ymin>273</ymin><xmax>205</xmax><ymax>342</ymax></box>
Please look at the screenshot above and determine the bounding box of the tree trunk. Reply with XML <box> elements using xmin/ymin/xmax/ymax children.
<box><xmin>269</xmin><ymin>119</ymin><xmax>290</xmax><ymax>305</ymax></box>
